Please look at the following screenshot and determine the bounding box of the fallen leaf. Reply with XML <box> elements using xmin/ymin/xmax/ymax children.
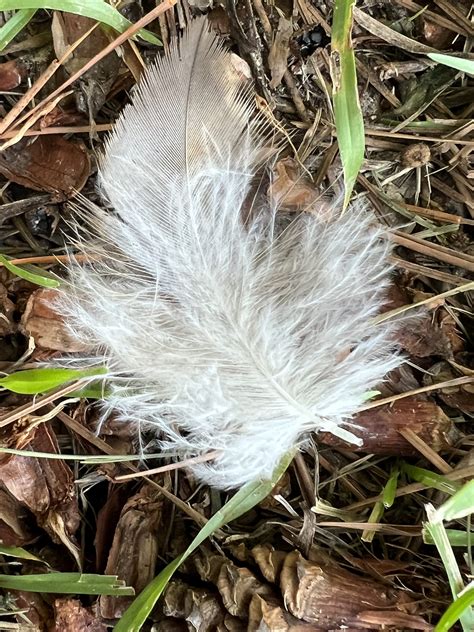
<box><xmin>0</xmin><ymin>136</ymin><xmax>90</xmax><ymax>199</ymax></box>
<box><xmin>269</xmin><ymin>158</ymin><xmax>331</xmax><ymax>214</ymax></box>
<box><xmin>0</xmin><ymin>424</ymin><xmax>80</xmax><ymax>545</ymax></box>
<box><xmin>21</xmin><ymin>288</ymin><xmax>89</xmax><ymax>353</ymax></box>
<box><xmin>0</xmin><ymin>59</ymin><xmax>27</xmax><ymax>91</ymax></box>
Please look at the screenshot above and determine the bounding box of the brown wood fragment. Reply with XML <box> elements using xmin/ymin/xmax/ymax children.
<box><xmin>280</xmin><ymin>551</ymin><xmax>418</xmax><ymax>628</ymax></box>
<box><xmin>216</xmin><ymin>559</ymin><xmax>274</xmax><ymax>618</ymax></box>
<box><xmin>319</xmin><ymin>398</ymin><xmax>460</xmax><ymax>456</ymax></box>
<box><xmin>163</xmin><ymin>580</ymin><xmax>226</xmax><ymax>630</ymax></box>
<box><xmin>51</xmin><ymin>598</ymin><xmax>107</xmax><ymax>632</ymax></box>
<box><xmin>99</xmin><ymin>486</ymin><xmax>165</xmax><ymax>619</ymax></box>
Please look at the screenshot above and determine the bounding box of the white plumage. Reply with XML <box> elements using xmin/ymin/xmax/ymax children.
<box><xmin>60</xmin><ymin>19</ymin><xmax>401</xmax><ymax>489</ymax></box>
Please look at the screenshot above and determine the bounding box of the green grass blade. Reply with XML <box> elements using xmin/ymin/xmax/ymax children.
<box><xmin>436</xmin><ymin>480</ymin><xmax>474</xmax><ymax>521</ymax></box>
<box><xmin>435</xmin><ymin>584</ymin><xmax>474</xmax><ymax>632</ymax></box>
<box><xmin>0</xmin><ymin>544</ymin><xmax>47</xmax><ymax>565</ymax></box>
<box><xmin>428</xmin><ymin>53</ymin><xmax>474</xmax><ymax>76</ymax></box>
<box><xmin>331</xmin><ymin>0</ymin><xmax>365</xmax><ymax>210</ymax></box>
<box><xmin>0</xmin><ymin>0</ymin><xmax>160</xmax><ymax>45</ymax></box>
<box><xmin>382</xmin><ymin>467</ymin><xmax>399</xmax><ymax>508</ymax></box>
<box><xmin>425</xmin><ymin>487</ymin><xmax>474</xmax><ymax>632</ymax></box>
<box><xmin>0</xmin><ymin>366</ymin><xmax>107</xmax><ymax>394</ymax></box>
<box><xmin>0</xmin><ymin>255</ymin><xmax>60</xmax><ymax>288</ymax></box>
<box><xmin>114</xmin><ymin>451</ymin><xmax>295</xmax><ymax>632</ymax></box>
<box><xmin>0</xmin><ymin>572</ymin><xmax>135</xmax><ymax>596</ymax></box>
<box><xmin>424</xmin><ymin>529</ymin><xmax>474</xmax><ymax>548</ymax></box>
<box><xmin>402</xmin><ymin>463</ymin><xmax>461</xmax><ymax>495</ymax></box>
<box><xmin>0</xmin><ymin>8</ymin><xmax>36</xmax><ymax>51</ymax></box>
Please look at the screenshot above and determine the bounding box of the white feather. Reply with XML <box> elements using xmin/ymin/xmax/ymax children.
<box><xmin>59</xmin><ymin>19</ymin><xmax>402</xmax><ymax>489</ymax></box>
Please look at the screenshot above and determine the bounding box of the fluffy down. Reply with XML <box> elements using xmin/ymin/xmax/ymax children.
<box><xmin>59</xmin><ymin>19</ymin><xmax>401</xmax><ymax>489</ymax></box>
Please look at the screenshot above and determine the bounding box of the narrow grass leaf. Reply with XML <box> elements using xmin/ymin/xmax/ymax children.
<box><xmin>69</xmin><ymin>382</ymin><xmax>110</xmax><ymax>399</ymax></box>
<box><xmin>331</xmin><ymin>0</ymin><xmax>365</xmax><ymax>210</ymax></box>
<box><xmin>0</xmin><ymin>366</ymin><xmax>107</xmax><ymax>395</ymax></box>
<box><xmin>0</xmin><ymin>544</ymin><xmax>47</xmax><ymax>565</ymax></box>
<box><xmin>402</xmin><ymin>463</ymin><xmax>461</xmax><ymax>495</ymax></box>
<box><xmin>436</xmin><ymin>480</ymin><xmax>474</xmax><ymax>521</ymax></box>
<box><xmin>0</xmin><ymin>0</ymin><xmax>160</xmax><ymax>45</ymax></box>
<box><xmin>428</xmin><ymin>53</ymin><xmax>474</xmax><ymax>76</ymax></box>
<box><xmin>361</xmin><ymin>500</ymin><xmax>384</xmax><ymax>543</ymax></box>
<box><xmin>424</xmin><ymin>528</ymin><xmax>474</xmax><ymax>548</ymax></box>
<box><xmin>114</xmin><ymin>451</ymin><xmax>295</xmax><ymax>632</ymax></box>
<box><xmin>382</xmin><ymin>467</ymin><xmax>399</xmax><ymax>508</ymax></box>
<box><xmin>0</xmin><ymin>9</ymin><xmax>36</xmax><ymax>51</ymax></box>
<box><xmin>0</xmin><ymin>446</ymin><xmax>161</xmax><ymax>464</ymax></box>
<box><xmin>435</xmin><ymin>584</ymin><xmax>474</xmax><ymax>632</ymax></box>
<box><xmin>0</xmin><ymin>572</ymin><xmax>134</xmax><ymax>596</ymax></box>
<box><xmin>0</xmin><ymin>255</ymin><xmax>60</xmax><ymax>288</ymax></box>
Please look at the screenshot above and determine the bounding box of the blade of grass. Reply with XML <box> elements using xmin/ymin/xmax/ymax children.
<box><xmin>424</xmin><ymin>529</ymin><xmax>474</xmax><ymax>548</ymax></box>
<box><xmin>427</xmin><ymin>53</ymin><xmax>474</xmax><ymax>76</ymax></box>
<box><xmin>0</xmin><ymin>446</ymin><xmax>176</xmax><ymax>464</ymax></box>
<box><xmin>0</xmin><ymin>572</ymin><xmax>135</xmax><ymax>596</ymax></box>
<box><xmin>383</xmin><ymin>467</ymin><xmax>399</xmax><ymax>508</ymax></box>
<box><xmin>0</xmin><ymin>366</ymin><xmax>107</xmax><ymax>395</ymax></box>
<box><xmin>114</xmin><ymin>451</ymin><xmax>295</xmax><ymax>632</ymax></box>
<box><xmin>435</xmin><ymin>584</ymin><xmax>474</xmax><ymax>632</ymax></box>
<box><xmin>402</xmin><ymin>463</ymin><xmax>462</xmax><ymax>495</ymax></box>
<box><xmin>0</xmin><ymin>254</ymin><xmax>60</xmax><ymax>288</ymax></box>
<box><xmin>331</xmin><ymin>0</ymin><xmax>365</xmax><ymax>210</ymax></box>
<box><xmin>436</xmin><ymin>480</ymin><xmax>474</xmax><ymax>521</ymax></box>
<box><xmin>0</xmin><ymin>544</ymin><xmax>47</xmax><ymax>565</ymax></box>
<box><xmin>425</xmin><ymin>481</ymin><xmax>474</xmax><ymax>632</ymax></box>
<box><xmin>0</xmin><ymin>9</ymin><xmax>36</xmax><ymax>51</ymax></box>
<box><xmin>0</xmin><ymin>0</ymin><xmax>160</xmax><ymax>45</ymax></box>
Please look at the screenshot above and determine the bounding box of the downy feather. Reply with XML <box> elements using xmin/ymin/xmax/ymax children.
<box><xmin>59</xmin><ymin>18</ymin><xmax>402</xmax><ymax>489</ymax></box>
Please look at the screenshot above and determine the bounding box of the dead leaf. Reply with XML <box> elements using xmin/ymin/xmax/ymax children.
<box><xmin>268</xmin><ymin>16</ymin><xmax>293</xmax><ymax>89</ymax></box>
<box><xmin>424</xmin><ymin>361</ymin><xmax>474</xmax><ymax>413</ymax></box>
<box><xmin>0</xmin><ymin>136</ymin><xmax>90</xmax><ymax>199</ymax></box>
<box><xmin>0</xmin><ymin>488</ymin><xmax>36</xmax><ymax>546</ymax></box>
<box><xmin>0</xmin><ymin>59</ymin><xmax>27</xmax><ymax>91</ymax></box>
<box><xmin>269</xmin><ymin>158</ymin><xmax>331</xmax><ymax>213</ymax></box>
<box><xmin>21</xmin><ymin>288</ymin><xmax>89</xmax><ymax>353</ymax></box>
<box><xmin>0</xmin><ymin>424</ymin><xmax>80</xmax><ymax>545</ymax></box>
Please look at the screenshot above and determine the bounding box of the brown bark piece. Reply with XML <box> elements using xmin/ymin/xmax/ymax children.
<box><xmin>0</xmin><ymin>59</ymin><xmax>27</xmax><ymax>91</ymax></box>
<box><xmin>280</xmin><ymin>551</ymin><xmax>410</xmax><ymax>628</ymax></box>
<box><xmin>319</xmin><ymin>398</ymin><xmax>460</xmax><ymax>456</ymax></box>
<box><xmin>249</xmin><ymin>593</ymin><xmax>319</xmax><ymax>631</ymax></box>
<box><xmin>51</xmin><ymin>598</ymin><xmax>107</xmax><ymax>632</ymax></box>
<box><xmin>216</xmin><ymin>559</ymin><xmax>274</xmax><ymax>618</ymax></box>
<box><xmin>163</xmin><ymin>580</ymin><xmax>226</xmax><ymax>631</ymax></box>
<box><xmin>99</xmin><ymin>485</ymin><xmax>165</xmax><ymax>619</ymax></box>
<box><xmin>0</xmin><ymin>488</ymin><xmax>36</xmax><ymax>546</ymax></box>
